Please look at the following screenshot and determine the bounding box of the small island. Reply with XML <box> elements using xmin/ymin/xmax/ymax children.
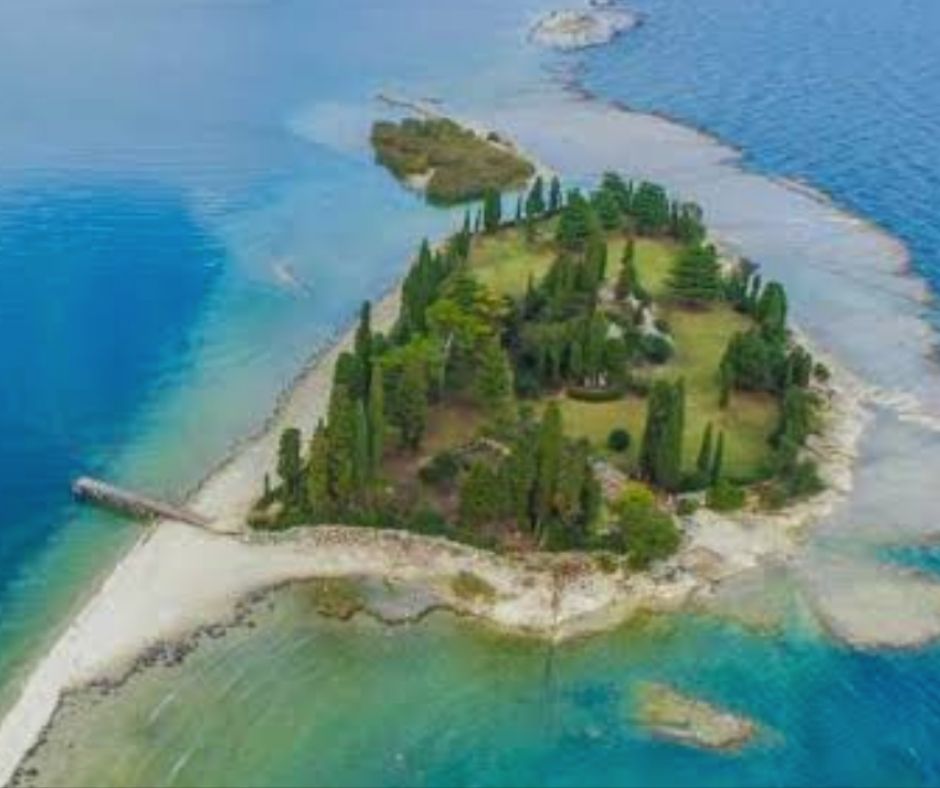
<box><xmin>252</xmin><ymin>158</ymin><xmax>827</xmax><ymax>572</ymax></box>
<box><xmin>370</xmin><ymin>116</ymin><xmax>534</xmax><ymax>204</ymax></box>
<box><xmin>634</xmin><ymin>682</ymin><xmax>758</xmax><ymax>751</ymax></box>
<box><xmin>529</xmin><ymin>4</ymin><xmax>641</xmax><ymax>51</ymax></box>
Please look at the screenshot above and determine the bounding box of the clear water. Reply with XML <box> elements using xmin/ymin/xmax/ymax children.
<box><xmin>7</xmin><ymin>0</ymin><xmax>940</xmax><ymax>784</ymax></box>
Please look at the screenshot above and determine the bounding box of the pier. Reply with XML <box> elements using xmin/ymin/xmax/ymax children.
<box><xmin>71</xmin><ymin>477</ymin><xmax>212</xmax><ymax>528</ymax></box>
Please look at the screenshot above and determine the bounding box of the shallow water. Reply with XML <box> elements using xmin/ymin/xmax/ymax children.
<box><xmin>8</xmin><ymin>0</ymin><xmax>940</xmax><ymax>785</ymax></box>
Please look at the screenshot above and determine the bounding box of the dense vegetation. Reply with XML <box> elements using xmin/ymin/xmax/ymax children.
<box><xmin>253</xmin><ymin>170</ymin><xmax>826</xmax><ymax>571</ymax></box>
<box><xmin>370</xmin><ymin>117</ymin><xmax>535</xmax><ymax>205</ymax></box>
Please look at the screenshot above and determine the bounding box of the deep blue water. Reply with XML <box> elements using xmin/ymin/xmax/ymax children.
<box><xmin>578</xmin><ymin>0</ymin><xmax>940</xmax><ymax>324</ymax></box>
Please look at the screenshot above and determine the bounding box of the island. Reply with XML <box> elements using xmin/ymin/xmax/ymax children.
<box><xmin>634</xmin><ymin>682</ymin><xmax>758</xmax><ymax>751</ymax></box>
<box><xmin>251</xmin><ymin>159</ymin><xmax>828</xmax><ymax>571</ymax></box>
<box><xmin>370</xmin><ymin>116</ymin><xmax>534</xmax><ymax>204</ymax></box>
<box><xmin>529</xmin><ymin>3</ymin><xmax>641</xmax><ymax>51</ymax></box>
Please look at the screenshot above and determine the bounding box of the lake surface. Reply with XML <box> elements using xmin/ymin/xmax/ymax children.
<box><xmin>5</xmin><ymin>0</ymin><xmax>940</xmax><ymax>784</ymax></box>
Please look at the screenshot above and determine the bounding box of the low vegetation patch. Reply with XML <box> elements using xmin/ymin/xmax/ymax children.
<box><xmin>305</xmin><ymin>578</ymin><xmax>365</xmax><ymax>620</ymax></box>
<box><xmin>370</xmin><ymin>117</ymin><xmax>534</xmax><ymax>204</ymax></box>
<box><xmin>450</xmin><ymin>571</ymin><xmax>497</xmax><ymax>604</ymax></box>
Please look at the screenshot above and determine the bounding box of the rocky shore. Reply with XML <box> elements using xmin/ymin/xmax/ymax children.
<box><xmin>530</xmin><ymin>3</ymin><xmax>641</xmax><ymax>51</ymax></box>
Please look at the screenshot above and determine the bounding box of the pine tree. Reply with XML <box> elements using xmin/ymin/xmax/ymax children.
<box><xmin>756</xmin><ymin>282</ymin><xmax>788</xmax><ymax>337</ymax></box>
<box><xmin>555</xmin><ymin>190</ymin><xmax>597</xmax><ymax>251</ymax></box>
<box><xmin>459</xmin><ymin>462</ymin><xmax>503</xmax><ymax>528</ymax></box>
<box><xmin>668</xmin><ymin>244</ymin><xmax>721</xmax><ymax>305</ymax></box>
<box><xmin>475</xmin><ymin>336</ymin><xmax>514</xmax><ymax>418</ymax></box>
<box><xmin>592</xmin><ymin>187</ymin><xmax>622</xmax><ymax>231</ymax></box>
<box><xmin>711</xmin><ymin>431</ymin><xmax>725</xmax><ymax>485</ymax></box>
<box><xmin>277</xmin><ymin>427</ymin><xmax>303</xmax><ymax>506</ymax></box>
<box><xmin>367</xmin><ymin>362</ymin><xmax>385</xmax><ymax>475</ymax></box>
<box><xmin>697</xmin><ymin>422</ymin><xmax>714</xmax><ymax>476</ymax></box>
<box><xmin>482</xmin><ymin>189</ymin><xmax>502</xmax><ymax>233</ymax></box>
<box><xmin>631</xmin><ymin>182</ymin><xmax>671</xmax><ymax>234</ymax></box>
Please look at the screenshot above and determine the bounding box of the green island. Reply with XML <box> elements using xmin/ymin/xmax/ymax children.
<box><xmin>370</xmin><ymin>116</ymin><xmax>535</xmax><ymax>204</ymax></box>
<box><xmin>252</xmin><ymin>170</ymin><xmax>826</xmax><ymax>570</ymax></box>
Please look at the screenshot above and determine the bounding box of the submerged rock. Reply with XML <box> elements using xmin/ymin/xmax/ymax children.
<box><xmin>634</xmin><ymin>682</ymin><xmax>758</xmax><ymax>751</ymax></box>
<box><xmin>529</xmin><ymin>3</ymin><xmax>641</xmax><ymax>51</ymax></box>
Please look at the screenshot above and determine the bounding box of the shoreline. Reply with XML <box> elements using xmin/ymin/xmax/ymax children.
<box><xmin>1</xmin><ymin>87</ymin><xmax>937</xmax><ymax>782</ymax></box>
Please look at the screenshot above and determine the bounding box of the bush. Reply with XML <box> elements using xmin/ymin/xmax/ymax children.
<box><xmin>654</xmin><ymin>317</ymin><xmax>671</xmax><ymax>335</ymax></box>
<box><xmin>676</xmin><ymin>498</ymin><xmax>700</xmax><ymax>516</ymax></box>
<box><xmin>614</xmin><ymin>483</ymin><xmax>681</xmax><ymax>570</ymax></box>
<box><xmin>450</xmin><ymin>571</ymin><xmax>496</xmax><ymax>603</ymax></box>
<box><xmin>405</xmin><ymin>508</ymin><xmax>451</xmax><ymax>536</ymax></box>
<box><xmin>813</xmin><ymin>362</ymin><xmax>831</xmax><ymax>383</ymax></box>
<box><xmin>707</xmin><ymin>480</ymin><xmax>746</xmax><ymax>512</ymax></box>
<box><xmin>567</xmin><ymin>385</ymin><xmax>625</xmax><ymax>403</ymax></box>
<box><xmin>607</xmin><ymin>428</ymin><xmax>632</xmax><ymax>452</ymax></box>
<box><xmin>639</xmin><ymin>334</ymin><xmax>673</xmax><ymax>364</ymax></box>
<box><xmin>419</xmin><ymin>450</ymin><xmax>461</xmax><ymax>488</ymax></box>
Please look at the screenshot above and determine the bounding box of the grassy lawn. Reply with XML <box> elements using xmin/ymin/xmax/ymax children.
<box><xmin>469</xmin><ymin>225</ymin><xmax>556</xmax><ymax>296</ymax></box>
<box><xmin>556</xmin><ymin>304</ymin><xmax>779</xmax><ymax>481</ymax></box>
<box><xmin>470</xmin><ymin>227</ymin><xmax>678</xmax><ymax>299</ymax></box>
<box><xmin>606</xmin><ymin>237</ymin><xmax>679</xmax><ymax>298</ymax></box>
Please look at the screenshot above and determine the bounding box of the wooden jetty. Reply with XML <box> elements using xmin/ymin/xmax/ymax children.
<box><xmin>71</xmin><ymin>477</ymin><xmax>212</xmax><ymax>528</ymax></box>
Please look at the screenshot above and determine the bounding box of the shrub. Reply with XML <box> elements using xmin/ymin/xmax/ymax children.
<box><xmin>419</xmin><ymin>450</ymin><xmax>461</xmax><ymax>488</ymax></box>
<box><xmin>654</xmin><ymin>317</ymin><xmax>671</xmax><ymax>335</ymax></box>
<box><xmin>614</xmin><ymin>482</ymin><xmax>681</xmax><ymax>570</ymax></box>
<box><xmin>406</xmin><ymin>508</ymin><xmax>451</xmax><ymax>536</ymax></box>
<box><xmin>676</xmin><ymin>498</ymin><xmax>700</xmax><ymax>516</ymax></box>
<box><xmin>607</xmin><ymin>428</ymin><xmax>632</xmax><ymax>452</ymax></box>
<box><xmin>567</xmin><ymin>385</ymin><xmax>625</xmax><ymax>403</ymax></box>
<box><xmin>639</xmin><ymin>334</ymin><xmax>673</xmax><ymax>364</ymax></box>
<box><xmin>813</xmin><ymin>362</ymin><xmax>831</xmax><ymax>383</ymax></box>
<box><xmin>450</xmin><ymin>571</ymin><xmax>496</xmax><ymax>603</ymax></box>
<box><xmin>707</xmin><ymin>480</ymin><xmax>746</xmax><ymax>512</ymax></box>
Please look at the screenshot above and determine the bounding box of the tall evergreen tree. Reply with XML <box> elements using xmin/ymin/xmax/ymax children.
<box><xmin>667</xmin><ymin>244</ymin><xmax>722</xmax><ymax>305</ymax></box>
<box><xmin>353</xmin><ymin>400</ymin><xmax>370</xmax><ymax>492</ymax></box>
<box><xmin>354</xmin><ymin>300</ymin><xmax>372</xmax><ymax>391</ymax></box>
<box><xmin>475</xmin><ymin>336</ymin><xmax>514</xmax><ymax>419</ymax></box>
<box><xmin>277</xmin><ymin>427</ymin><xmax>303</xmax><ymax>506</ymax></box>
<box><xmin>482</xmin><ymin>189</ymin><xmax>502</xmax><ymax>233</ymax></box>
<box><xmin>697</xmin><ymin>422</ymin><xmax>714</xmax><ymax>476</ymax></box>
<box><xmin>631</xmin><ymin>182</ymin><xmax>671</xmax><ymax>234</ymax></box>
<box><xmin>326</xmin><ymin>384</ymin><xmax>358</xmax><ymax>507</ymax></box>
<box><xmin>525</xmin><ymin>176</ymin><xmax>545</xmax><ymax>218</ymax></box>
<box><xmin>639</xmin><ymin>380</ymin><xmax>685</xmax><ymax>491</ymax></box>
<box><xmin>615</xmin><ymin>237</ymin><xmax>639</xmax><ymax>300</ymax></box>
<box><xmin>711</xmin><ymin>431</ymin><xmax>725</xmax><ymax>485</ymax></box>
<box><xmin>756</xmin><ymin>282</ymin><xmax>788</xmax><ymax>338</ymax></box>
<box><xmin>306</xmin><ymin>420</ymin><xmax>331</xmax><ymax>518</ymax></box>
<box><xmin>367</xmin><ymin>362</ymin><xmax>385</xmax><ymax>475</ymax></box>
<box><xmin>396</xmin><ymin>356</ymin><xmax>428</xmax><ymax>449</ymax></box>
<box><xmin>548</xmin><ymin>176</ymin><xmax>563</xmax><ymax>214</ymax></box>
<box><xmin>534</xmin><ymin>402</ymin><xmax>564</xmax><ymax>536</ymax></box>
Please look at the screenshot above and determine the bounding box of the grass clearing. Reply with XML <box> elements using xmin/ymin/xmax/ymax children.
<box><xmin>555</xmin><ymin>304</ymin><xmax>779</xmax><ymax>480</ymax></box>
<box><xmin>607</xmin><ymin>237</ymin><xmax>680</xmax><ymax>297</ymax></box>
<box><xmin>469</xmin><ymin>225</ymin><xmax>557</xmax><ymax>296</ymax></box>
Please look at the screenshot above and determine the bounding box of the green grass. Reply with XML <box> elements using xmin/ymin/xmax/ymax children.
<box><xmin>470</xmin><ymin>227</ymin><xmax>678</xmax><ymax>299</ymax></box>
<box><xmin>556</xmin><ymin>304</ymin><xmax>779</xmax><ymax>480</ymax></box>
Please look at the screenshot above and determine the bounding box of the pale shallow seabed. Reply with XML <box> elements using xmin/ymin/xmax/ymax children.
<box><xmin>8</xmin><ymin>0</ymin><xmax>940</xmax><ymax>785</ymax></box>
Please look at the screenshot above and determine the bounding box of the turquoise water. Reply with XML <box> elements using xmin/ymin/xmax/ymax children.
<box><xmin>6</xmin><ymin>0</ymin><xmax>940</xmax><ymax>785</ymax></box>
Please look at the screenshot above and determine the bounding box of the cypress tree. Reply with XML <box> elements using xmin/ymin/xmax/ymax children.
<box><xmin>697</xmin><ymin>422</ymin><xmax>714</xmax><ymax>476</ymax></box>
<box><xmin>353</xmin><ymin>400</ymin><xmax>370</xmax><ymax>492</ymax></box>
<box><xmin>354</xmin><ymin>301</ymin><xmax>372</xmax><ymax>390</ymax></box>
<box><xmin>548</xmin><ymin>176</ymin><xmax>562</xmax><ymax>214</ymax></box>
<box><xmin>515</xmin><ymin>195</ymin><xmax>523</xmax><ymax>223</ymax></box>
<box><xmin>397</xmin><ymin>356</ymin><xmax>428</xmax><ymax>449</ymax></box>
<box><xmin>326</xmin><ymin>384</ymin><xmax>358</xmax><ymax>507</ymax></box>
<box><xmin>640</xmin><ymin>380</ymin><xmax>684</xmax><ymax>491</ymax></box>
<box><xmin>711</xmin><ymin>431</ymin><xmax>725</xmax><ymax>485</ymax></box>
<box><xmin>534</xmin><ymin>402</ymin><xmax>564</xmax><ymax>536</ymax></box>
<box><xmin>277</xmin><ymin>427</ymin><xmax>303</xmax><ymax>506</ymax></box>
<box><xmin>756</xmin><ymin>282</ymin><xmax>788</xmax><ymax>337</ymax></box>
<box><xmin>482</xmin><ymin>189</ymin><xmax>502</xmax><ymax>233</ymax></box>
<box><xmin>616</xmin><ymin>237</ymin><xmax>638</xmax><ymax>300</ymax></box>
<box><xmin>525</xmin><ymin>176</ymin><xmax>545</xmax><ymax>218</ymax></box>
<box><xmin>367</xmin><ymin>362</ymin><xmax>385</xmax><ymax>474</ymax></box>
<box><xmin>475</xmin><ymin>336</ymin><xmax>514</xmax><ymax>418</ymax></box>
<box><xmin>306</xmin><ymin>420</ymin><xmax>331</xmax><ymax>518</ymax></box>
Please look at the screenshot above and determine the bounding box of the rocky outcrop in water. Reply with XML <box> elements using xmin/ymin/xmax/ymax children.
<box><xmin>529</xmin><ymin>2</ymin><xmax>641</xmax><ymax>51</ymax></box>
